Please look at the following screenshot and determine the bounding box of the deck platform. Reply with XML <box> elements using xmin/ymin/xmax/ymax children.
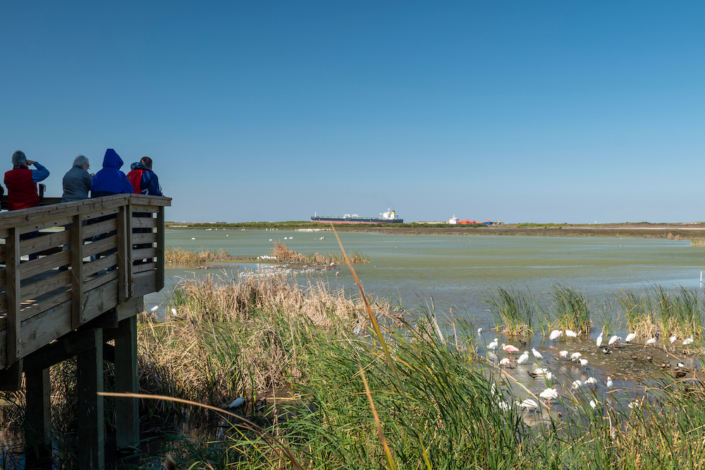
<box><xmin>0</xmin><ymin>193</ymin><xmax>171</xmax><ymax>468</ymax></box>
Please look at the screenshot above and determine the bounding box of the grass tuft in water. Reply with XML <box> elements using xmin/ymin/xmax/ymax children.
<box><xmin>485</xmin><ymin>287</ymin><xmax>536</xmax><ymax>335</ymax></box>
<box><xmin>551</xmin><ymin>284</ymin><xmax>592</xmax><ymax>334</ymax></box>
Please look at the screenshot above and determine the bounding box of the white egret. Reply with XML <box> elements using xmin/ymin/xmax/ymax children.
<box><xmin>584</xmin><ymin>377</ymin><xmax>597</xmax><ymax>386</ymax></box>
<box><xmin>517</xmin><ymin>351</ymin><xmax>530</xmax><ymax>364</ymax></box>
<box><xmin>228</xmin><ymin>397</ymin><xmax>245</xmax><ymax>408</ymax></box>
<box><xmin>596</xmin><ymin>332</ymin><xmax>603</xmax><ymax>348</ymax></box>
<box><xmin>520</xmin><ymin>399</ymin><xmax>539</xmax><ymax>410</ymax></box>
<box><xmin>606</xmin><ymin>377</ymin><xmax>613</xmax><ymax>389</ymax></box>
<box><xmin>150</xmin><ymin>305</ymin><xmax>159</xmax><ymax>312</ymax></box>
<box><xmin>566</xmin><ymin>330</ymin><xmax>578</xmax><ymax>338</ymax></box>
<box><xmin>488</xmin><ymin>339</ymin><xmax>499</xmax><ymax>351</ymax></box>
<box><xmin>531</xmin><ymin>348</ymin><xmax>543</xmax><ymax>359</ymax></box>
<box><xmin>646</xmin><ymin>337</ymin><xmax>657</xmax><ymax>346</ymax></box>
<box><xmin>477</xmin><ymin>327</ymin><xmax>483</xmax><ymax>335</ymax></box>
<box><xmin>625</xmin><ymin>333</ymin><xmax>636</xmax><ymax>343</ymax></box>
<box><xmin>669</xmin><ymin>334</ymin><xmax>677</xmax><ymax>345</ymax></box>
<box><xmin>539</xmin><ymin>388</ymin><xmax>559</xmax><ymax>400</ymax></box>
<box><xmin>171</xmin><ymin>308</ymin><xmax>178</xmax><ymax>317</ymax></box>
<box><xmin>683</xmin><ymin>337</ymin><xmax>694</xmax><ymax>345</ymax></box>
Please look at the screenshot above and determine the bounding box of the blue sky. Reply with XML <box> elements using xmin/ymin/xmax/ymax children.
<box><xmin>1</xmin><ymin>1</ymin><xmax>703</xmax><ymax>223</ymax></box>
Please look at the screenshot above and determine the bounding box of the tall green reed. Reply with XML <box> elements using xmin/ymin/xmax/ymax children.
<box><xmin>485</xmin><ymin>287</ymin><xmax>536</xmax><ymax>335</ymax></box>
<box><xmin>551</xmin><ymin>284</ymin><xmax>592</xmax><ymax>334</ymax></box>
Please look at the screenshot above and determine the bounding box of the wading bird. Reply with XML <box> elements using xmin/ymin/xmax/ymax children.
<box><xmin>584</xmin><ymin>377</ymin><xmax>597</xmax><ymax>386</ymax></box>
<box><xmin>683</xmin><ymin>337</ymin><xmax>694</xmax><ymax>345</ymax></box>
<box><xmin>571</xmin><ymin>352</ymin><xmax>582</xmax><ymax>361</ymax></box>
<box><xmin>520</xmin><ymin>399</ymin><xmax>539</xmax><ymax>410</ymax></box>
<box><xmin>566</xmin><ymin>330</ymin><xmax>578</xmax><ymax>338</ymax></box>
<box><xmin>539</xmin><ymin>388</ymin><xmax>559</xmax><ymax>401</ymax></box>
<box><xmin>646</xmin><ymin>337</ymin><xmax>657</xmax><ymax>346</ymax></box>
<box><xmin>502</xmin><ymin>344</ymin><xmax>520</xmax><ymax>355</ymax></box>
<box><xmin>171</xmin><ymin>308</ymin><xmax>178</xmax><ymax>317</ymax></box>
<box><xmin>559</xmin><ymin>350</ymin><xmax>569</xmax><ymax>358</ymax></box>
<box><xmin>606</xmin><ymin>377</ymin><xmax>613</xmax><ymax>389</ymax></box>
<box><xmin>571</xmin><ymin>380</ymin><xmax>584</xmax><ymax>390</ymax></box>
<box><xmin>596</xmin><ymin>332</ymin><xmax>603</xmax><ymax>348</ymax></box>
<box><xmin>488</xmin><ymin>339</ymin><xmax>499</xmax><ymax>351</ymax></box>
<box><xmin>625</xmin><ymin>333</ymin><xmax>636</xmax><ymax>343</ymax></box>
<box><xmin>579</xmin><ymin>359</ymin><xmax>589</xmax><ymax>368</ymax></box>
<box><xmin>590</xmin><ymin>400</ymin><xmax>597</xmax><ymax>410</ymax></box>
<box><xmin>499</xmin><ymin>358</ymin><xmax>511</xmax><ymax>367</ymax></box>
<box><xmin>608</xmin><ymin>335</ymin><xmax>621</xmax><ymax>347</ymax></box>
<box><xmin>477</xmin><ymin>327</ymin><xmax>483</xmax><ymax>335</ymax></box>
<box><xmin>669</xmin><ymin>334</ymin><xmax>677</xmax><ymax>345</ymax></box>
<box><xmin>532</xmin><ymin>348</ymin><xmax>543</xmax><ymax>359</ymax></box>
<box><xmin>549</xmin><ymin>330</ymin><xmax>563</xmax><ymax>340</ymax></box>
<box><xmin>517</xmin><ymin>351</ymin><xmax>530</xmax><ymax>364</ymax></box>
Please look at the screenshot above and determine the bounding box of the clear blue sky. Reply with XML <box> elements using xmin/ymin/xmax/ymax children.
<box><xmin>1</xmin><ymin>1</ymin><xmax>703</xmax><ymax>223</ymax></box>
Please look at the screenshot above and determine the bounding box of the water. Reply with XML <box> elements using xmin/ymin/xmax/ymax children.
<box><xmin>154</xmin><ymin>230</ymin><xmax>705</xmax><ymax>328</ymax></box>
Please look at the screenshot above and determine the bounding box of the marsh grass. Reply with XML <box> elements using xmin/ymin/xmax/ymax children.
<box><xmin>551</xmin><ymin>284</ymin><xmax>592</xmax><ymax>334</ymax></box>
<box><xmin>485</xmin><ymin>287</ymin><xmax>536</xmax><ymax>335</ymax></box>
<box><xmin>617</xmin><ymin>286</ymin><xmax>703</xmax><ymax>341</ymax></box>
<box><xmin>165</xmin><ymin>247</ymin><xmax>233</xmax><ymax>265</ymax></box>
<box><xmin>271</xmin><ymin>241</ymin><xmax>369</xmax><ymax>264</ymax></box>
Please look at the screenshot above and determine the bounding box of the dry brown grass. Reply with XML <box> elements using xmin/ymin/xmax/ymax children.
<box><xmin>271</xmin><ymin>242</ymin><xmax>369</xmax><ymax>264</ymax></box>
<box><xmin>137</xmin><ymin>273</ymin><xmax>392</xmax><ymax>410</ymax></box>
<box><xmin>165</xmin><ymin>247</ymin><xmax>233</xmax><ymax>265</ymax></box>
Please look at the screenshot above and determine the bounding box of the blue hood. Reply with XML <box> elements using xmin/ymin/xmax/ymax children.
<box><xmin>91</xmin><ymin>149</ymin><xmax>134</xmax><ymax>195</ymax></box>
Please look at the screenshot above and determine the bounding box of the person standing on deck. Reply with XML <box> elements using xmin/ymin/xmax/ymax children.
<box><xmin>89</xmin><ymin>149</ymin><xmax>133</xmax><ymax>263</ymax></box>
<box><xmin>61</xmin><ymin>155</ymin><xmax>93</xmax><ymax>203</ymax></box>
<box><xmin>127</xmin><ymin>156</ymin><xmax>163</xmax><ymax>196</ymax></box>
<box><xmin>5</xmin><ymin>151</ymin><xmax>50</xmax><ymax>260</ymax></box>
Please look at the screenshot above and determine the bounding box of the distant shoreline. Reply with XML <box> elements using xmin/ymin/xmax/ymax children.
<box><xmin>166</xmin><ymin>221</ymin><xmax>705</xmax><ymax>241</ymax></box>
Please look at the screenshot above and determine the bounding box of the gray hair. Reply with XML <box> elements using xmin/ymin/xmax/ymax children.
<box><xmin>12</xmin><ymin>151</ymin><xmax>26</xmax><ymax>167</ymax></box>
<box><xmin>73</xmin><ymin>155</ymin><xmax>90</xmax><ymax>168</ymax></box>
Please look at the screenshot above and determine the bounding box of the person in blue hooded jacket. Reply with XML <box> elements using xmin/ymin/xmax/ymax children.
<box><xmin>91</xmin><ymin>149</ymin><xmax>134</xmax><ymax>198</ymax></box>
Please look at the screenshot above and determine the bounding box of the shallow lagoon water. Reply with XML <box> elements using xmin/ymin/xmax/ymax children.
<box><xmin>154</xmin><ymin>229</ymin><xmax>705</xmax><ymax>327</ymax></box>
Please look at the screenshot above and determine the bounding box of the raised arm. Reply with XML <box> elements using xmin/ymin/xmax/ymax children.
<box><xmin>31</xmin><ymin>162</ymin><xmax>50</xmax><ymax>183</ymax></box>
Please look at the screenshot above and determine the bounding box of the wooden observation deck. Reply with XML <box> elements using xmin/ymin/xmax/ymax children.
<box><xmin>0</xmin><ymin>193</ymin><xmax>171</xmax><ymax>468</ymax></box>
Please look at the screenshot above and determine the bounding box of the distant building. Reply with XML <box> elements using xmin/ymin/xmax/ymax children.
<box><xmin>448</xmin><ymin>216</ymin><xmax>459</xmax><ymax>224</ymax></box>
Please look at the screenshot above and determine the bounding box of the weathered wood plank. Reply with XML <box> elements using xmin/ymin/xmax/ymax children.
<box><xmin>117</xmin><ymin>205</ymin><xmax>132</xmax><ymax>303</ymax></box>
<box><xmin>115</xmin><ymin>316</ymin><xmax>139</xmax><ymax>449</ymax></box>
<box><xmin>6</xmin><ymin>228</ymin><xmax>21</xmax><ymax>365</ymax></box>
<box><xmin>82</xmin><ymin>278</ymin><xmax>119</xmax><ymax>324</ymax></box>
<box><xmin>116</xmin><ymin>296</ymin><xmax>143</xmax><ymax>321</ymax></box>
<box><xmin>71</xmin><ymin>214</ymin><xmax>84</xmax><ymax>329</ymax></box>
<box><xmin>18</xmin><ymin>216</ymin><xmax>72</xmax><ymax>235</ymax></box>
<box><xmin>131</xmin><ymin>232</ymin><xmax>157</xmax><ymax>244</ymax></box>
<box><xmin>156</xmin><ymin>207</ymin><xmax>165</xmax><ymax>292</ymax></box>
<box><xmin>132</xmin><ymin>248</ymin><xmax>156</xmax><ymax>260</ymax></box>
<box><xmin>77</xmin><ymin>328</ymin><xmax>105</xmax><ymax>469</ymax></box>
<box><xmin>132</xmin><ymin>271</ymin><xmax>157</xmax><ymax>298</ymax></box>
<box><xmin>83</xmin><ymin>236</ymin><xmax>117</xmax><ymax>259</ymax></box>
<box><xmin>24</xmin><ymin>328</ymin><xmax>100</xmax><ymax>373</ymax></box>
<box><xmin>20</xmin><ymin>301</ymin><xmax>72</xmax><ymax>358</ymax></box>
<box><xmin>0</xmin><ymin>292</ymin><xmax>6</xmax><ymax>311</ymax></box>
<box><xmin>24</xmin><ymin>367</ymin><xmax>52</xmax><ymax>469</ymax></box>
<box><xmin>21</xmin><ymin>291</ymin><xmax>72</xmax><ymax>323</ymax></box>
<box><xmin>81</xmin><ymin>207</ymin><xmax>120</xmax><ymax>221</ymax></box>
<box><xmin>83</xmin><ymin>218</ymin><xmax>117</xmax><ymax>239</ymax></box>
<box><xmin>20</xmin><ymin>270</ymin><xmax>71</xmax><ymax>303</ymax></box>
<box><xmin>19</xmin><ymin>230</ymin><xmax>70</xmax><ymax>257</ymax></box>
<box><xmin>131</xmin><ymin>205</ymin><xmax>160</xmax><ymax>214</ymax></box>
<box><xmin>0</xmin><ymin>245</ymin><xmax>6</xmax><ymax>262</ymax></box>
<box><xmin>131</xmin><ymin>217</ymin><xmax>157</xmax><ymax>229</ymax></box>
<box><xmin>83</xmin><ymin>253</ymin><xmax>118</xmax><ymax>278</ymax></box>
<box><xmin>128</xmin><ymin>195</ymin><xmax>171</xmax><ymax>206</ymax></box>
<box><xmin>0</xmin><ymin>228</ymin><xmax>8</xmax><ymax>239</ymax></box>
<box><xmin>132</xmin><ymin>262</ymin><xmax>156</xmax><ymax>274</ymax></box>
<box><xmin>0</xmin><ymin>194</ymin><xmax>129</xmax><ymax>227</ymax></box>
<box><xmin>20</xmin><ymin>251</ymin><xmax>70</xmax><ymax>280</ymax></box>
<box><xmin>83</xmin><ymin>270</ymin><xmax>119</xmax><ymax>293</ymax></box>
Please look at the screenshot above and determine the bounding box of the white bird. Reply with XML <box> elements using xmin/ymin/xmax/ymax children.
<box><xmin>596</xmin><ymin>332</ymin><xmax>603</xmax><ymax>348</ymax></box>
<box><xmin>683</xmin><ymin>337</ymin><xmax>694</xmax><ymax>345</ymax></box>
<box><xmin>571</xmin><ymin>352</ymin><xmax>582</xmax><ymax>360</ymax></box>
<box><xmin>150</xmin><ymin>305</ymin><xmax>159</xmax><ymax>312</ymax></box>
<box><xmin>628</xmin><ymin>401</ymin><xmax>640</xmax><ymax>410</ymax></box>
<box><xmin>171</xmin><ymin>308</ymin><xmax>178</xmax><ymax>317</ymax></box>
<box><xmin>191</xmin><ymin>237</ymin><xmax>196</xmax><ymax>240</ymax></box>
<box><xmin>559</xmin><ymin>350</ymin><xmax>569</xmax><ymax>358</ymax></box>
<box><xmin>498</xmin><ymin>401</ymin><xmax>509</xmax><ymax>412</ymax></box>
<box><xmin>677</xmin><ymin>362</ymin><xmax>685</xmax><ymax>368</ymax></box>
<box><xmin>477</xmin><ymin>328</ymin><xmax>483</xmax><ymax>335</ymax></box>
<box><xmin>580</xmin><ymin>359</ymin><xmax>589</xmax><ymax>368</ymax></box>
<box><xmin>539</xmin><ymin>388</ymin><xmax>559</xmax><ymax>400</ymax></box>
<box><xmin>566</xmin><ymin>330</ymin><xmax>578</xmax><ymax>338</ymax></box>
<box><xmin>517</xmin><ymin>352</ymin><xmax>530</xmax><ymax>364</ymax></box>
<box><xmin>228</xmin><ymin>397</ymin><xmax>245</xmax><ymax>408</ymax></box>
<box><xmin>669</xmin><ymin>334</ymin><xmax>677</xmax><ymax>344</ymax></box>
<box><xmin>625</xmin><ymin>333</ymin><xmax>636</xmax><ymax>343</ymax></box>
<box><xmin>646</xmin><ymin>337</ymin><xmax>657</xmax><ymax>346</ymax></box>
<box><xmin>499</xmin><ymin>358</ymin><xmax>511</xmax><ymax>367</ymax></box>
<box><xmin>606</xmin><ymin>377</ymin><xmax>613</xmax><ymax>389</ymax></box>
<box><xmin>549</xmin><ymin>330</ymin><xmax>563</xmax><ymax>340</ymax></box>
<box><xmin>520</xmin><ymin>399</ymin><xmax>539</xmax><ymax>410</ymax></box>
<box><xmin>590</xmin><ymin>400</ymin><xmax>597</xmax><ymax>410</ymax></box>
<box><xmin>488</xmin><ymin>339</ymin><xmax>499</xmax><ymax>351</ymax></box>
<box><xmin>269</xmin><ymin>239</ymin><xmax>272</xmax><ymax>241</ymax></box>
<box><xmin>532</xmin><ymin>348</ymin><xmax>543</xmax><ymax>359</ymax></box>
<box><xmin>571</xmin><ymin>380</ymin><xmax>584</xmax><ymax>389</ymax></box>
<box><xmin>320</xmin><ymin>236</ymin><xmax>324</xmax><ymax>240</ymax></box>
<box><xmin>584</xmin><ymin>377</ymin><xmax>597</xmax><ymax>386</ymax></box>
<box><xmin>608</xmin><ymin>335</ymin><xmax>621</xmax><ymax>346</ymax></box>
<box><xmin>533</xmin><ymin>368</ymin><xmax>548</xmax><ymax>375</ymax></box>
<box><xmin>545</xmin><ymin>371</ymin><xmax>553</xmax><ymax>381</ymax></box>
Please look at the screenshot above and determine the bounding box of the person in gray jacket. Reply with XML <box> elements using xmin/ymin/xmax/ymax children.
<box><xmin>61</xmin><ymin>155</ymin><xmax>93</xmax><ymax>202</ymax></box>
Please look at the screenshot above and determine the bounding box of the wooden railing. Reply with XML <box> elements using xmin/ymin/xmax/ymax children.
<box><xmin>0</xmin><ymin>194</ymin><xmax>171</xmax><ymax>369</ymax></box>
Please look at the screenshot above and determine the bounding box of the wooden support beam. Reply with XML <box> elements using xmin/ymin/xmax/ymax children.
<box><xmin>117</xmin><ymin>204</ymin><xmax>133</xmax><ymax>303</ymax></box>
<box><xmin>77</xmin><ymin>328</ymin><xmax>105</xmax><ymax>469</ymax></box>
<box><xmin>71</xmin><ymin>213</ymin><xmax>84</xmax><ymax>329</ymax></box>
<box><xmin>6</xmin><ymin>227</ymin><xmax>21</xmax><ymax>365</ymax></box>
<box><xmin>115</xmin><ymin>316</ymin><xmax>139</xmax><ymax>450</ymax></box>
<box><xmin>0</xmin><ymin>359</ymin><xmax>22</xmax><ymax>391</ymax></box>
<box><xmin>80</xmin><ymin>307</ymin><xmax>118</xmax><ymax>331</ymax></box>
<box><xmin>103</xmin><ymin>343</ymin><xmax>115</xmax><ymax>364</ymax></box>
<box><xmin>25</xmin><ymin>367</ymin><xmax>52</xmax><ymax>469</ymax></box>
<box><xmin>24</xmin><ymin>328</ymin><xmax>102</xmax><ymax>374</ymax></box>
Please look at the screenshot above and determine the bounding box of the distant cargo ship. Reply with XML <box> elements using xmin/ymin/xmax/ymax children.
<box><xmin>312</xmin><ymin>209</ymin><xmax>403</xmax><ymax>224</ymax></box>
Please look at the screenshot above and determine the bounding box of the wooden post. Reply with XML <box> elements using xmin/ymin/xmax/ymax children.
<box><xmin>71</xmin><ymin>214</ymin><xmax>84</xmax><ymax>329</ymax></box>
<box><xmin>6</xmin><ymin>227</ymin><xmax>21</xmax><ymax>364</ymax></box>
<box><xmin>156</xmin><ymin>206</ymin><xmax>165</xmax><ymax>292</ymax></box>
<box><xmin>117</xmin><ymin>204</ymin><xmax>133</xmax><ymax>302</ymax></box>
<box><xmin>115</xmin><ymin>316</ymin><xmax>139</xmax><ymax>450</ymax></box>
<box><xmin>77</xmin><ymin>328</ymin><xmax>104</xmax><ymax>469</ymax></box>
<box><xmin>25</xmin><ymin>368</ymin><xmax>52</xmax><ymax>469</ymax></box>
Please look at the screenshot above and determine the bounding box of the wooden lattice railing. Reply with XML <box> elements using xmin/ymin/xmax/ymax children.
<box><xmin>0</xmin><ymin>194</ymin><xmax>171</xmax><ymax>369</ymax></box>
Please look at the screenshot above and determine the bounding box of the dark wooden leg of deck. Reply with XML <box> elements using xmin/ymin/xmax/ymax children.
<box><xmin>115</xmin><ymin>316</ymin><xmax>139</xmax><ymax>451</ymax></box>
<box><xmin>25</xmin><ymin>368</ymin><xmax>52</xmax><ymax>469</ymax></box>
<box><xmin>77</xmin><ymin>328</ymin><xmax>105</xmax><ymax>469</ymax></box>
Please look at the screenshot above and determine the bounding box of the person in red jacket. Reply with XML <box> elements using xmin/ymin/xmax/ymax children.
<box><xmin>4</xmin><ymin>150</ymin><xmax>51</xmax><ymax>260</ymax></box>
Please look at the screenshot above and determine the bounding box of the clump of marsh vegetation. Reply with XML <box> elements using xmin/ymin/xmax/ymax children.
<box><xmin>617</xmin><ymin>286</ymin><xmax>703</xmax><ymax>342</ymax></box>
<box><xmin>485</xmin><ymin>287</ymin><xmax>537</xmax><ymax>335</ymax></box>
<box><xmin>551</xmin><ymin>284</ymin><xmax>592</xmax><ymax>334</ymax></box>
<box><xmin>271</xmin><ymin>241</ymin><xmax>369</xmax><ymax>264</ymax></box>
<box><xmin>165</xmin><ymin>247</ymin><xmax>233</xmax><ymax>265</ymax></box>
